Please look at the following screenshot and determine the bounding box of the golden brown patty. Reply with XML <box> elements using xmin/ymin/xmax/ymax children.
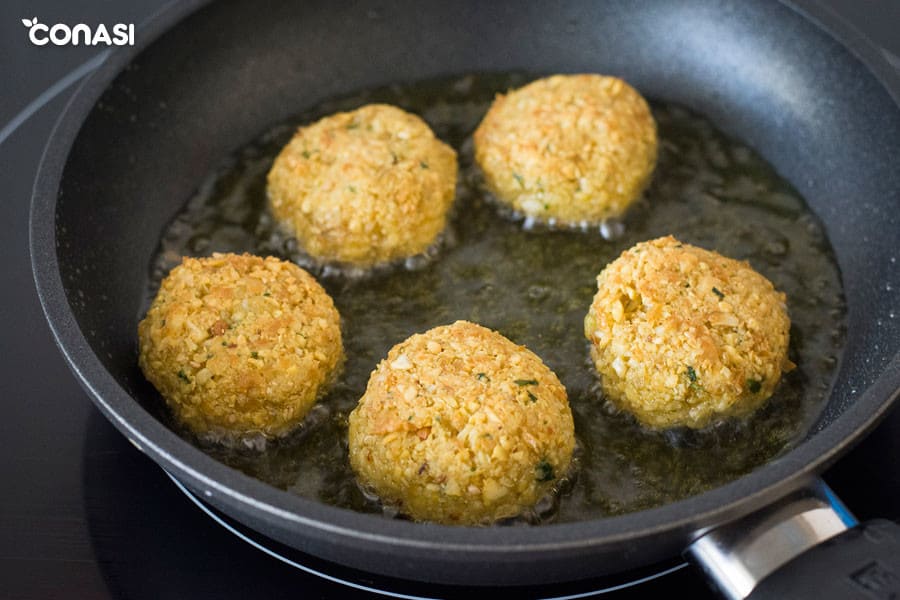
<box><xmin>584</xmin><ymin>236</ymin><xmax>792</xmax><ymax>429</ymax></box>
<box><xmin>348</xmin><ymin>320</ymin><xmax>575</xmax><ymax>525</ymax></box>
<box><xmin>138</xmin><ymin>253</ymin><xmax>343</xmax><ymax>443</ymax></box>
<box><xmin>474</xmin><ymin>74</ymin><xmax>657</xmax><ymax>225</ymax></box>
<box><xmin>267</xmin><ymin>103</ymin><xmax>458</xmax><ymax>267</ymax></box>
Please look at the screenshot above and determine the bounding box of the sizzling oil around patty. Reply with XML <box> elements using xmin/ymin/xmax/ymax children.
<box><xmin>146</xmin><ymin>73</ymin><xmax>845</xmax><ymax>523</ymax></box>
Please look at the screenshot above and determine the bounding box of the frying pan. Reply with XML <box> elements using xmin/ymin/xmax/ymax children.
<box><xmin>30</xmin><ymin>0</ymin><xmax>900</xmax><ymax>596</ymax></box>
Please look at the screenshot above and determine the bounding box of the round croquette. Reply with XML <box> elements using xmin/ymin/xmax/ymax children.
<box><xmin>348</xmin><ymin>321</ymin><xmax>575</xmax><ymax>525</ymax></box>
<box><xmin>473</xmin><ymin>74</ymin><xmax>657</xmax><ymax>225</ymax></box>
<box><xmin>584</xmin><ymin>236</ymin><xmax>793</xmax><ymax>429</ymax></box>
<box><xmin>138</xmin><ymin>253</ymin><xmax>343</xmax><ymax>443</ymax></box>
<box><xmin>267</xmin><ymin>104</ymin><xmax>458</xmax><ymax>267</ymax></box>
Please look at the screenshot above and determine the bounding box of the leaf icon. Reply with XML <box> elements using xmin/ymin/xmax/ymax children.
<box><xmin>22</xmin><ymin>18</ymin><xmax>33</xmax><ymax>27</ymax></box>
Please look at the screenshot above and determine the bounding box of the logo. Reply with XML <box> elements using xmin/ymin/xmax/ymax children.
<box><xmin>22</xmin><ymin>17</ymin><xmax>134</xmax><ymax>46</ymax></box>
<box><xmin>850</xmin><ymin>561</ymin><xmax>899</xmax><ymax>600</ymax></box>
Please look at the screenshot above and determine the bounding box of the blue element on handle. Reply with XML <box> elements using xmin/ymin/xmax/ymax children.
<box><xmin>820</xmin><ymin>480</ymin><xmax>859</xmax><ymax>527</ymax></box>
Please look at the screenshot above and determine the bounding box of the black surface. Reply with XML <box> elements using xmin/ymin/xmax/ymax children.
<box><xmin>2</xmin><ymin>0</ymin><xmax>900</xmax><ymax>598</ymax></box>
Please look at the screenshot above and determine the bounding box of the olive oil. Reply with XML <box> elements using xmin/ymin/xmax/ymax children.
<box><xmin>147</xmin><ymin>74</ymin><xmax>845</xmax><ymax>524</ymax></box>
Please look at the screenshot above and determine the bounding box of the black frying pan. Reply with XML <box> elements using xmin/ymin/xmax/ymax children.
<box><xmin>30</xmin><ymin>0</ymin><xmax>900</xmax><ymax>596</ymax></box>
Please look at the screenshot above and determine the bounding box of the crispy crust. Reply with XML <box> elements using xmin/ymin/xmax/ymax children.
<box><xmin>474</xmin><ymin>74</ymin><xmax>657</xmax><ymax>224</ymax></box>
<box><xmin>584</xmin><ymin>236</ymin><xmax>792</xmax><ymax>429</ymax></box>
<box><xmin>348</xmin><ymin>321</ymin><xmax>575</xmax><ymax>525</ymax></box>
<box><xmin>138</xmin><ymin>253</ymin><xmax>343</xmax><ymax>441</ymax></box>
<box><xmin>267</xmin><ymin>104</ymin><xmax>458</xmax><ymax>266</ymax></box>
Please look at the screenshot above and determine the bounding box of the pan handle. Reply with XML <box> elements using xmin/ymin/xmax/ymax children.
<box><xmin>685</xmin><ymin>478</ymin><xmax>900</xmax><ymax>599</ymax></box>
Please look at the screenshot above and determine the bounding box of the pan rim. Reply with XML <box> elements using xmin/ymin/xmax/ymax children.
<box><xmin>28</xmin><ymin>0</ymin><xmax>900</xmax><ymax>559</ymax></box>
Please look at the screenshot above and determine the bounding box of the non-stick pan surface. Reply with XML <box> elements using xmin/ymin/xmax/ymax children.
<box><xmin>31</xmin><ymin>0</ymin><xmax>900</xmax><ymax>586</ymax></box>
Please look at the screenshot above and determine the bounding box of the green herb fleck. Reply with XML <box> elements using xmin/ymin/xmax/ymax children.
<box><xmin>685</xmin><ymin>366</ymin><xmax>698</xmax><ymax>382</ymax></box>
<box><xmin>419</xmin><ymin>160</ymin><xmax>429</xmax><ymax>169</ymax></box>
<box><xmin>685</xmin><ymin>366</ymin><xmax>702</xmax><ymax>392</ymax></box>
<box><xmin>222</xmin><ymin>341</ymin><xmax>228</xmax><ymax>347</ymax></box>
<box><xmin>301</xmin><ymin>150</ymin><xmax>311</xmax><ymax>159</ymax></box>
<box><xmin>527</xmin><ymin>391</ymin><xmax>537</xmax><ymax>403</ymax></box>
<box><xmin>512</xmin><ymin>172</ymin><xmax>525</xmax><ymax>188</ymax></box>
<box><xmin>348</xmin><ymin>185</ymin><xmax>356</xmax><ymax>193</ymax></box>
<box><xmin>476</xmin><ymin>372</ymin><xmax>490</xmax><ymax>382</ymax></box>
<box><xmin>346</xmin><ymin>122</ymin><xmax>359</xmax><ymax>130</ymax></box>
<box><xmin>535</xmin><ymin>461</ymin><xmax>555</xmax><ymax>482</ymax></box>
<box><xmin>712</xmin><ymin>287</ymin><xmax>725</xmax><ymax>299</ymax></box>
<box><xmin>515</xmin><ymin>379</ymin><xmax>538</xmax><ymax>386</ymax></box>
<box><xmin>251</xmin><ymin>351</ymin><xmax>259</xmax><ymax>359</ymax></box>
<box><xmin>177</xmin><ymin>369</ymin><xmax>190</xmax><ymax>383</ymax></box>
<box><xmin>747</xmin><ymin>379</ymin><xmax>762</xmax><ymax>393</ymax></box>
<box><xmin>263</xmin><ymin>291</ymin><xmax>271</xmax><ymax>297</ymax></box>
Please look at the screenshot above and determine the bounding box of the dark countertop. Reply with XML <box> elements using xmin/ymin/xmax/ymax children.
<box><xmin>1</xmin><ymin>1</ymin><xmax>898</xmax><ymax>598</ymax></box>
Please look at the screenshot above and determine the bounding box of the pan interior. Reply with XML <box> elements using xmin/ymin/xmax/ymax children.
<box><xmin>143</xmin><ymin>72</ymin><xmax>845</xmax><ymax>522</ymax></box>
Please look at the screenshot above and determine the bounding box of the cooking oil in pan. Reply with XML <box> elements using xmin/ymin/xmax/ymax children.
<box><xmin>147</xmin><ymin>74</ymin><xmax>846</xmax><ymax>523</ymax></box>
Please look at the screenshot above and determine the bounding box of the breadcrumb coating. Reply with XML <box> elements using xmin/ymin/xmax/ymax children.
<box><xmin>267</xmin><ymin>104</ymin><xmax>458</xmax><ymax>266</ymax></box>
<box><xmin>474</xmin><ymin>74</ymin><xmax>657</xmax><ymax>225</ymax></box>
<box><xmin>138</xmin><ymin>253</ymin><xmax>343</xmax><ymax>442</ymax></box>
<box><xmin>348</xmin><ymin>321</ymin><xmax>575</xmax><ymax>525</ymax></box>
<box><xmin>584</xmin><ymin>236</ymin><xmax>792</xmax><ymax>429</ymax></box>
